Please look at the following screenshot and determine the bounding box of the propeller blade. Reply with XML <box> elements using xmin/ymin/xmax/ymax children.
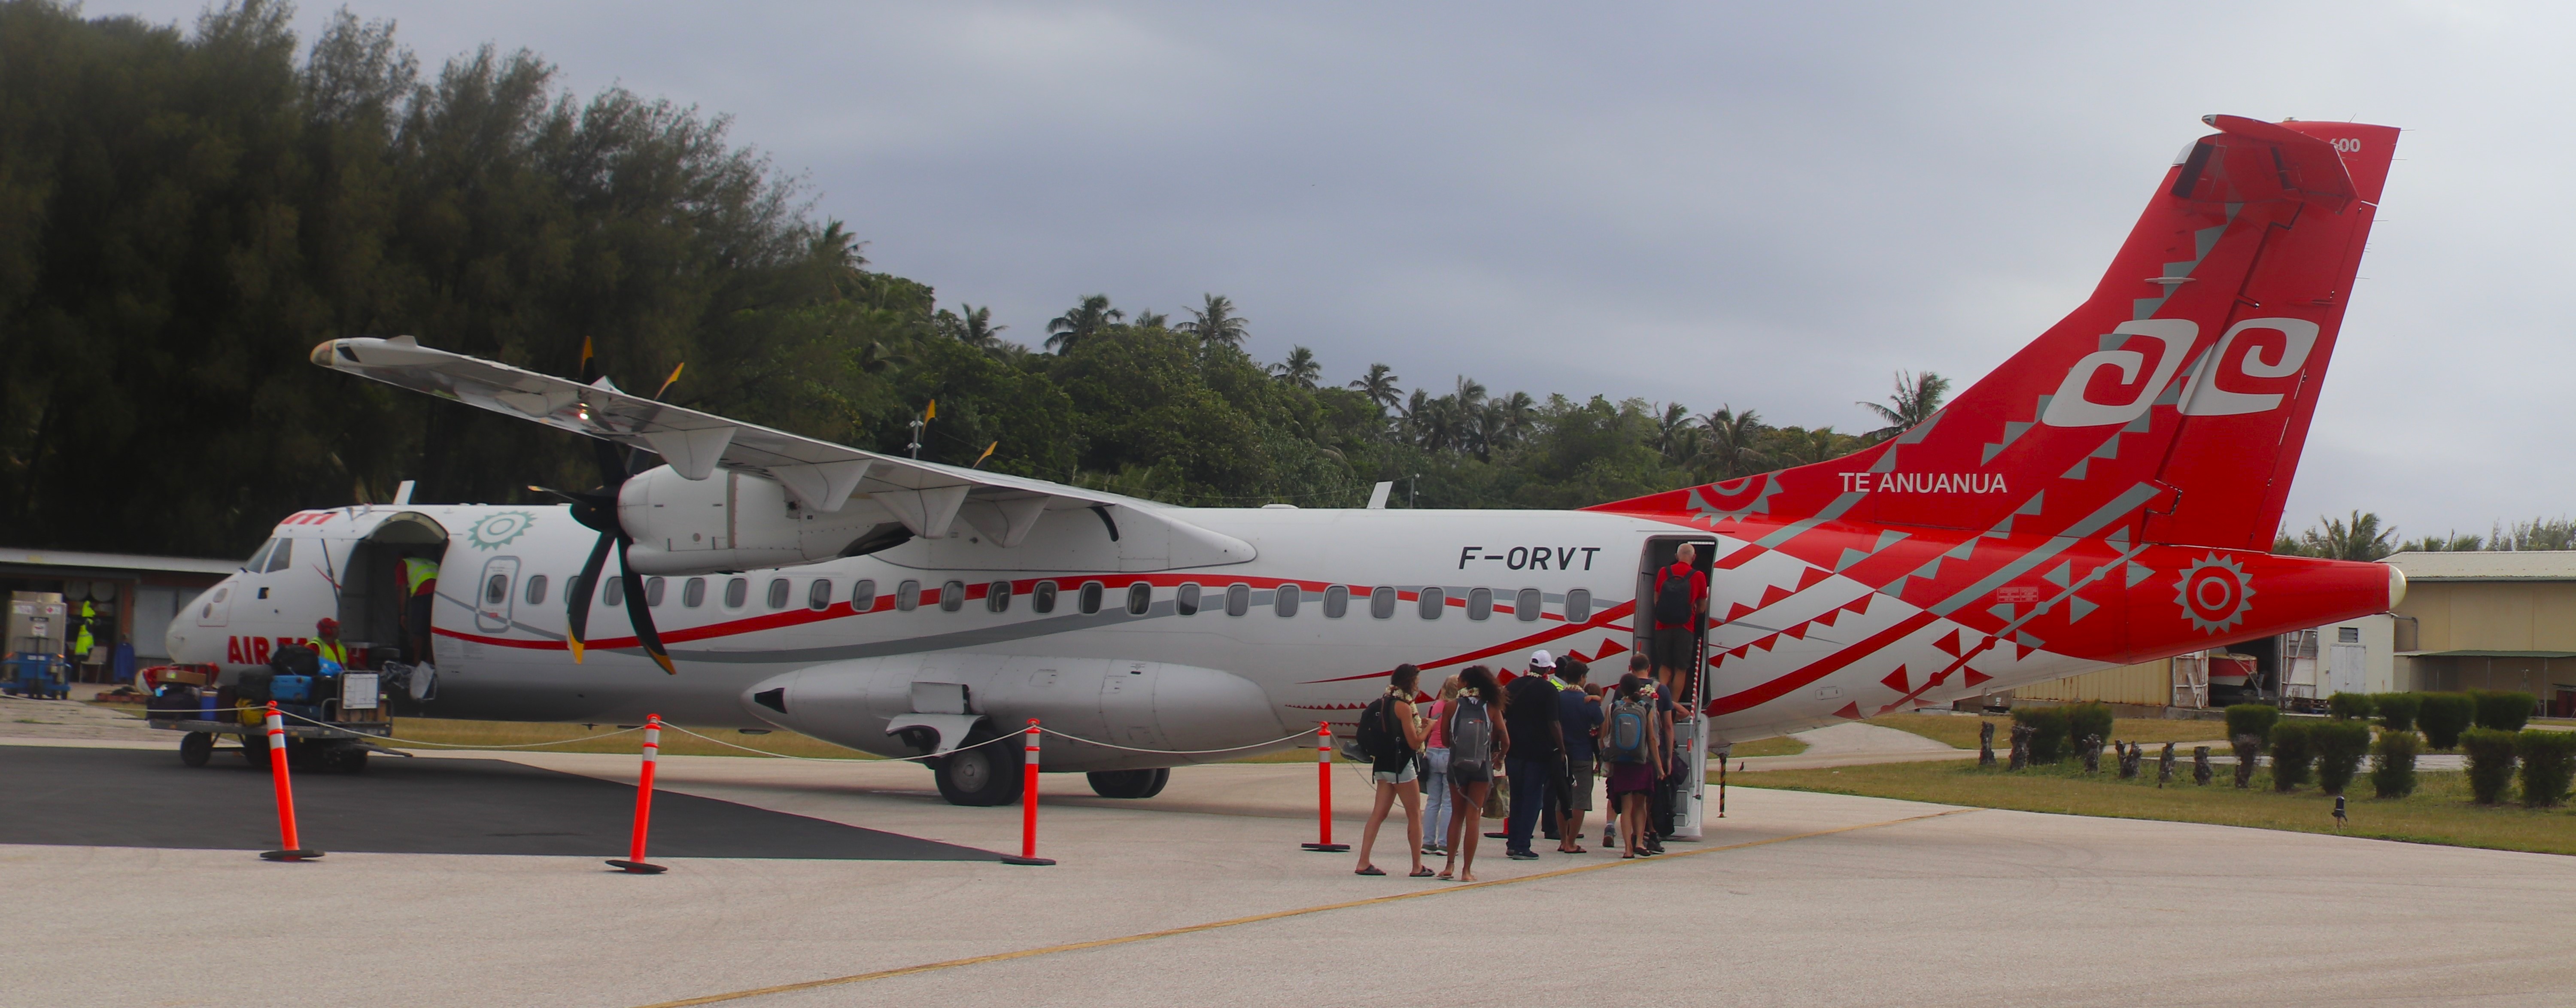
<box><xmin>565</xmin><ymin>531</ymin><xmax>614</xmax><ymax>664</ymax></box>
<box><xmin>652</xmin><ymin>362</ymin><xmax>684</xmax><ymax>401</ymax></box>
<box><xmin>615</xmin><ymin>534</ymin><xmax>676</xmax><ymax>675</ymax></box>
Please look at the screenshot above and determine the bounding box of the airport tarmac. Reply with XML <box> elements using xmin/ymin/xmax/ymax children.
<box><xmin>5</xmin><ymin>733</ymin><xmax>2573</xmax><ymax>1008</ymax></box>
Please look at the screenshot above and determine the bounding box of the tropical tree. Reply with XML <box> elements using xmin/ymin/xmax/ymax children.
<box><xmin>1859</xmin><ymin>370</ymin><xmax>1952</xmax><ymax>441</ymax></box>
<box><xmin>1697</xmin><ymin>407</ymin><xmax>1768</xmax><ymax>480</ymax></box>
<box><xmin>2280</xmin><ymin>511</ymin><xmax>2398</xmax><ymax>561</ymax></box>
<box><xmin>1271</xmin><ymin>346</ymin><xmax>1321</xmax><ymax>389</ymax></box>
<box><xmin>1653</xmin><ymin>403</ymin><xmax>1700</xmax><ymax>464</ymax></box>
<box><xmin>2397</xmin><ymin>531</ymin><xmax>2484</xmax><ymax>553</ymax></box>
<box><xmin>1045</xmin><ymin>295</ymin><xmax>1122</xmax><ymax>353</ymax></box>
<box><xmin>1178</xmin><ymin>294</ymin><xmax>1249</xmax><ymax>350</ymax></box>
<box><xmin>1349</xmin><ymin>363</ymin><xmax>1402</xmax><ymax>413</ymax></box>
<box><xmin>1131</xmin><ymin>309</ymin><xmax>1170</xmax><ymax>330</ymax></box>
<box><xmin>939</xmin><ymin>304</ymin><xmax>1008</xmax><ymax>349</ymax></box>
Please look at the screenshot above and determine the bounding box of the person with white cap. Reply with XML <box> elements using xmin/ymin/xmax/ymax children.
<box><xmin>1500</xmin><ymin>649</ymin><xmax>1567</xmax><ymax>859</ymax></box>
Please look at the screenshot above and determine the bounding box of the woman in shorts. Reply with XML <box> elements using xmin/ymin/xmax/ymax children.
<box><xmin>1439</xmin><ymin>665</ymin><xmax>1508</xmax><ymax>882</ymax></box>
<box><xmin>1355</xmin><ymin>664</ymin><xmax>1431</xmax><ymax>877</ymax></box>
<box><xmin>1604</xmin><ymin>674</ymin><xmax>1665</xmax><ymax>859</ymax></box>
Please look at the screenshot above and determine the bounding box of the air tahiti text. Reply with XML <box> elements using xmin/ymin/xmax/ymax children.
<box><xmin>1841</xmin><ymin>472</ymin><xmax>2009</xmax><ymax>494</ymax></box>
<box><xmin>1458</xmin><ymin>546</ymin><xmax>1602</xmax><ymax>571</ymax></box>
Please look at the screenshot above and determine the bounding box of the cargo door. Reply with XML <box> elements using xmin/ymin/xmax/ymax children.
<box><xmin>474</xmin><ymin>557</ymin><xmax>519</xmax><ymax>633</ymax></box>
<box><xmin>1097</xmin><ymin>661</ymin><xmax>1164</xmax><ymax>748</ymax></box>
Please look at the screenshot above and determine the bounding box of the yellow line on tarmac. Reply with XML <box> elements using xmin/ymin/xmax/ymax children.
<box><xmin>632</xmin><ymin>807</ymin><xmax>1975</xmax><ymax>1008</ymax></box>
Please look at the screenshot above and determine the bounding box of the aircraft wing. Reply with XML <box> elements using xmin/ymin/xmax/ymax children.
<box><xmin>310</xmin><ymin>335</ymin><xmax>1210</xmax><ymax>548</ymax></box>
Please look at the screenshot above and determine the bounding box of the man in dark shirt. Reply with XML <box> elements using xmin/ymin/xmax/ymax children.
<box><xmin>1501</xmin><ymin>650</ymin><xmax>1565</xmax><ymax>859</ymax></box>
<box><xmin>1553</xmin><ymin>658</ymin><xmax>1603</xmax><ymax>853</ymax></box>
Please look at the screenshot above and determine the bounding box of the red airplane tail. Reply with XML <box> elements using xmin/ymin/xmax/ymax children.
<box><xmin>1604</xmin><ymin>115</ymin><xmax>2398</xmax><ymax>553</ymax></box>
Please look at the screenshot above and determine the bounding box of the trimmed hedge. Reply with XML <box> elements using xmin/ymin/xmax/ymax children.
<box><xmin>2268</xmin><ymin>721</ymin><xmax>2316</xmax><ymax>792</ymax></box>
<box><xmin>2311</xmin><ymin>719</ymin><xmax>2372</xmax><ymax>795</ymax></box>
<box><xmin>2517</xmin><ymin>729</ymin><xmax>2576</xmax><ymax>808</ymax></box>
<box><xmin>2066</xmin><ymin>702</ymin><xmax>2114</xmax><ymax>758</ymax></box>
<box><xmin>2369</xmin><ymin>692</ymin><xmax>2421</xmax><ymax>733</ymax></box>
<box><xmin>2224</xmin><ymin>704</ymin><xmax>2281</xmax><ymax>744</ymax></box>
<box><xmin>2327</xmin><ymin>692</ymin><xmax>2374</xmax><ymax>720</ymax></box>
<box><xmin>2371</xmin><ymin>730</ymin><xmax>2420</xmax><ymax>799</ymax></box>
<box><xmin>2461</xmin><ymin>728</ymin><xmax>2519</xmax><ymax>805</ymax></box>
<box><xmin>2418</xmin><ymin>693</ymin><xmax>2474</xmax><ymax>750</ymax></box>
<box><xmin>2471</xmin><ymin>690</ymin><xmax>2536</xmax><ymax>732</ymax></box>
<box><xmin>2013</xmin><ymin>706</ymin><xmax>2071</xmax><ymax>765</ymax></box>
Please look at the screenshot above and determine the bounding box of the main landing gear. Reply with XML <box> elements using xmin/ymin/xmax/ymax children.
<box><xmin>1085</xmin><ymin>768</ymin><xmax>1170</xmax><ymax>799</ymax></box>
<box><xmin>932</xmin><ymin>728</ymin><xmax>1024</xmax><ymax>806</ymax></box>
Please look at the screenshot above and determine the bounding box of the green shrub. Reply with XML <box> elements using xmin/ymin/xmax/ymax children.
<box><xmin>2013</xmin><ymin>707</ymin><xmax>2070</xmax><ymax>764</ymax></box>
<box><xmin>2371</xmin><ymin>730</ymin><xmax>2420</xmax><ymax>799</ymax></box>
<box><xmin>2516</xmin><ymin>730</ymin><xmax>2576</xmax><ymax>808</ymax></box>
<box><xmin>2311</xmin><ymin>720</ymin><xmax>2372</xmax><ymax>795</ymax></box>
<box><xmin>2327</xmin><ymin>692</ymin><xmax>2374</xmax><ymax>720</ymax></box>
<box><xmin>2471</xmin><ymin>690</ymin><xmax>2536</xmax><ymax>732</ymax></box>
<box><xmin>2065</xmin><ymin>701</ymin><xmax>2114</xmax><ymax>756</ymax></box>
<box><xmin>2418</xmin><ymin>693</ymin><xmax>2474</xmax><ymax>750</ymax></box>
<box><xmin>2224</xmin><ymin>704</ymin><xmax>2280</xmax><ymax>744</ymax></box>
<box><xmin>2268</xmin><ymin>720</ymin><xmax>2316</xmax><ymax>792</ymax></box>
<box><xmin>2369</xmin><ymin>692</ymin><xmax>2421</xmax><ymax>733</ymax></box>
<box><xmin>2461</xmin><ymin>728</ymin><xmax>2519</xmax><ymax>805</ymax></box>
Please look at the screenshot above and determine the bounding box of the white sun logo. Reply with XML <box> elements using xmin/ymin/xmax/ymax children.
<box><xmin>2175</xmin><ymin>553</ymin><xmax>2254</xmax><ymax>635</ymax></box>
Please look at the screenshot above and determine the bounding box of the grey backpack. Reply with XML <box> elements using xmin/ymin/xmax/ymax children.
<box><xmin>1448</xmin><ymin>695</ymin><xmax>1492</xmax><ymax>774</ymax></box>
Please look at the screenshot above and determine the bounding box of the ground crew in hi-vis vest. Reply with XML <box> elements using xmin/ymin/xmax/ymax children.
<box><xmin>312</xmin><ymin>617</ymin><xmax>349</xmax><ymax>667</ymax></box>
<box><xmin>401</xmin><ymin>556</ymin><xmax>438</xmax><ymax>665</ymax></box>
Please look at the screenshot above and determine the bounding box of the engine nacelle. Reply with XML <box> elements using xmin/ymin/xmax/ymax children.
<box><xmin>738</xmin><ymin>655</ymin><xmax>1291</xmax><ymax>772</ymax></box>
<box><xmin>617</xmin><ymin>465</ymin><xmax>897</xmax><ymax>575</ymax></box>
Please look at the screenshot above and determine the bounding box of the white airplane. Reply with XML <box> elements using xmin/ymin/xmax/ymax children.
<box><xmin>169</xmin><ymin>115</ymin><xmax>2406</xmax><ymax>835</ymax></box>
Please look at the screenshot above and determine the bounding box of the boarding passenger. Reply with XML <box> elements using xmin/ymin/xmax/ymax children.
<box><xmin>1419</xmin><ymin>676</ymin><xmax>1462</xmax><ymax>856</ymax></box>
<box><xmin>1637</xmin><ymin>653</ymin><xmax>1680</xmax><ymax>853</ymax></box>
<box><xmin>1355</xmin><ymin>664</ymin><xmax>1431</xmax><ymax>878</ymax></box>
<box><xmin>1604</xmin><ymin>673</ymin><xmax>1664</xmax><ymax>858</ymax></box>
<box><xmin>1651</xmin><ymin>544</ymin><xmax>1710</xmax><ymax>700</ymax></box>
<box><xmin>1553</xmin><ymin>657</ymin><xmax>1601</xmax><ymax>853</ymax></box>
<box><xmin>1502</xmin><ymin>650</ymin><xmax>1566</xmax><ymax>860</ymax></box>
<box><xmin>1440</xmin><ymin>665</ymin><xmax>1507</xmax><ymax>882</ymax></box>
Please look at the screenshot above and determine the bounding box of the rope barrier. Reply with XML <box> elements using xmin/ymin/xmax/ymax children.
<box><xmin>659</xmin><ymin>722</ymin><xmax>1018</xmax><ymax>763</ymax></box>
<box><xmin>1033</xmin><ymin>725</ymin><xmax>1319</xmax><ymax>756</ymax></box>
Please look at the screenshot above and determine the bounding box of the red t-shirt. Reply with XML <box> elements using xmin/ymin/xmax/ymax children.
<box><xmin>1653</xmin><ymin>562</ymin><xmax>1708</xmax><ymax>631</ymax></box>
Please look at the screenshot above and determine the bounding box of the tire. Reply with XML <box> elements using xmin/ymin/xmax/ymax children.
<box><xmin>334</xmin><ymin>747</ymin><xmax>369</xmax><ymax>774</ymax></box>
<box><xmin>933</xmin><ymin>731</ymin><xmax>1023</xmax><ymax>806</ymax></box>
<box><xmin>240</xmin><ymin>732</ymin><xmax>267</xmax><ymax>764</ymax></box>
<box><xmin>1085</xmin><ymin>768</ymin><xmax>1170</xmax><ymax>799</ymax></box>
<box><xmin>179</xmin><ymin>732</ymin><xmax>213</xmax><ymax>767</ymax></box>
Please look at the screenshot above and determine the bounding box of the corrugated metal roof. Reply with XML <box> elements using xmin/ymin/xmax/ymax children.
<box><xmin>2400</xmin><ymin>650</ymin><xmax>2576</xmax><ymax>659</ymax></box>
<box><xmin>0</xmin><ymin>548</ymin><xmax>240</xmax><ymax>576</ymax></box>
<box><xmin>2383</xmin><ymin>550</ymin><xmax>2576</xmax><ymax>582</ymax></box>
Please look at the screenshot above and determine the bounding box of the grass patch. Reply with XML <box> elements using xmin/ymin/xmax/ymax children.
<box><xmin>1729</xmin><ymin>735</ymin><xmax>1809</xmax><ymax>758</ymax></box>
<box><xmin>383</xmin><ymin>718</ymin><xmax>879</xmax><ymax>759</ymax></box>
<box><xmin>1744</xmin><ymin>759</ymin><xmax>2576</xmax><ymax>856</ymax></box>
<box><xmin>1865</xmin><ymin>713</ymin><xmax>2231</xmax><ymax>750</ymax></box>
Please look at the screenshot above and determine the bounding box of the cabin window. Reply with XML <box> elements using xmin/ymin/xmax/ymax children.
<box><xmin>766</xmin><ymin>578</ymin><xmax>790</xmax><ymax>610</ymax></box>
<box><xmin>1126</xmin><ymin>582</ymin><xmax>1151</xmax><ymax>615</ymax></box>
<box><xmin>604</xmin><ymin>577</ymin><xmax>623</xmax><ymax>607</ymax></box>
<box><xmin>484</xmin><ymin>574</ymin><xmax>510</xmax><ymax>605</ymax></box>
<box><xmin>525</xmin><ymin>574</ymin><xmax>549</xmax><ymax>606</ymax></box>
<box><xmin>808</xmin><ymin>579</ymin><xmax>834</xmax><ymax>611</ymax></box>
<box><xmin>940</xmin><ymin>580</ymin><xmax>966</xmax><ymax>612</ymax></box>
<box><xmin>1468</xmin><ymin>587</ymin><xmax>1493</xmax><ymax>621</ymax></box>
<box><xmin>1418</xmin><ymin>586</ymin><xmax>1446</xmax><ymax>620</ymax></box>
<box><xmin>264</xmin><ymin>538</ymin><xmax>294</xmax><ymax>573</ymax></box>
<box><xmin>1078</xmin><ymin>581</ymin><xmax>1103</xmax><ymax>615</ymax></box>
<box><xmin>986</xmin><ymin>580</ymin><xmax>1012</xmax><ymax>613</ymax></box>
<box><xmin>723</xmin><ymin>577</ymin><xmax>747</xmax><ymax>608</ymax></box>
<box><xmin>851</xmin><ymin>579</ymin><xmax>877</xmax><ymax>612</ymax></box>
<box><xmin>1565</xmin><ymin>588</ymin><xmax>1592</xmax><ymax>622</ymax></box>
<box><xmin>897</xmin><ymin>580</ymin><xmax>921</xmax><ymax>611</ymax></box>
<box><xmin>1275</xmin><ymin>584</ymin><xmax>1300</xmax><ymax>617</ymax></box>
<box><xmin>1324</xmin><ymin>585</ymin><xmax>1349</xmax><ymax>618</ymax></box>
<box><xmin>1226</xmin><ymin>583</ymin><xmax>1251</xmax><ymax>616</ymax></box>
<box><xmin>645</xmin><ymin>577</ymin><xmax>666</xmax><ymax>607</ymax></box>
<box><xmin>682</xmin><ymin>577</ymin><xmax>707</xmax><ymax>608</ymax></box>
<box><xmin>1369</xmin><ymin>586</ymin><xmax>1396</xmax><ymax>619</ymax></box>
<box><xmin>1176</xmin><ymin>583</ymin><xmax>1201</xmax><ymax>616</ymax></box>
<box><xmin>1033</xmin><ymin>581</ymin><xmax>1058</xmax><ymax>613</ymax></box>
<box><xmin>1516</xmin><ymin>588</ymin><xmax>1542</xmax><ymax>622</ymax></box>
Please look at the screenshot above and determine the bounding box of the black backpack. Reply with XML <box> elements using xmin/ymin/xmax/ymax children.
<box><xmin>1355</xmin><ymin>694</ymin><xmax>1403</xmax><ymax>762</ymax></box>
<box><xmin>270</xmin><ymin>644</ymin><xmax>319</xmax><ymax>677</ymax></box>
<box><xmin>1655</xmin><ymin>564</ymin><xmax>1695</xmax><ymax>625</ymax></box>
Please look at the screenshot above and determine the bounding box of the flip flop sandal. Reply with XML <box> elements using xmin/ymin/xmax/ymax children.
<box><xmin>1559</xmin><ymin>845</ymin><xmax>1589</xmax><ymax>854</ymax></box>
<box><xmin>1410</xmin><ymin>867</ymin><xmax>1436</xmax><ymax>877</ymax></box>
<box><xmin>1355</xmin><ymin>866</ymin><xmax>1385</xmax><ymax>876</ymax></box>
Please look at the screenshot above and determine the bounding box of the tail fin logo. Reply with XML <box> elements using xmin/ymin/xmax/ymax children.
<box><xmin>2039</xmin><ymin>320</ymin><xmax>2197</xmax><ymax>428</ymax></box>
<box><xmin>2176</xmin><ymin>319</ymin><xmax>2319</xmax><ymax>416</ymax></box>
<box><xmin>2177</xmin><ymin>553</ymin><xmax>2254</xmax><ymax>635</ymax></box>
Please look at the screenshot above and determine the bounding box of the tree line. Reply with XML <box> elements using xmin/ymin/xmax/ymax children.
<box><xmin>2273</xmin><ymin>513</ymin><xmax>2576</xmax><ymax>562</ymax></box>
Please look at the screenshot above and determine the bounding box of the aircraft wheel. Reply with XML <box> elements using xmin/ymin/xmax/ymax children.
<box><xmin>933</xmin><ymin>731</ymin><xmax>1023</xmax><ymax>807</ymax></box>
<box><xmin>240</xmin><ymin>732</ymin><xmax>267</xmax><ymax>764</ymax></box>
<box><xmin>1086</xmin><ymin>768</ymin><xmax>1170</xmax><ymax>799</ymax></box>
<box><xmin>334</xmin><ymin>747</ymin><xmax>369</xmax><ymax>774</ymax></box>
<box><xmin>179</xmin><ymin>732</ymin><xmax>213</xmax><ymax>767</ymax></box>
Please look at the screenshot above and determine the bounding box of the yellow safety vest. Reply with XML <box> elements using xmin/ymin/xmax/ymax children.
<box><xmin>314</xmin><ymin>639</ymin><xmax>350</xmax><ymax>665</ymax></box>
<box><xmin>402</xmin><ymin>557</ymin><xmax>440</xmax><ymax>596</ymax></box>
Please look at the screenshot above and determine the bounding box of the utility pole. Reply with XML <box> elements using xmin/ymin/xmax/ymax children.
<box><xmin>908</xmin><ymin>399</ymin><xmax>936</xmax><ymax>460</ymax></box>
<box><xmin>1410</xmin><ymin>473</ymin><xmax>1419</xmax><ymax>509</ymax></box>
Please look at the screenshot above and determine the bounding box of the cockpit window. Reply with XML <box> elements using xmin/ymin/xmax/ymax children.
<box><xmin>264</xmin><ymin>538</ymin><xmax>294</xmax><ymax>573</ymax></box>
<box><xmin>243</xmin><ymin>539</ymin><xmax>276</xmax><ymax>571</ymax></box>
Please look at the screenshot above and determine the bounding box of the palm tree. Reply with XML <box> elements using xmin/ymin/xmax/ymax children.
<box><xmin>1697</xmin><ymin>406</ymin><xmax>1768</xmax><ymax>480</ymax></box>
<box><xmin>1859</xmin><ymin>370</ymin><xmax>1952</xmax><ymax>441</ymax></box>
<box><xmin>1178</xmin><ymin>294</ymin><xmax>1249</xmax><ymax>350</ymax></box>
<box><xmin>1453</xmin><ymin>376</ymin><xmax>1487</xmax><ymax>411</ymax></box>
<box><xmin>1653</xmin><ymin>403</ymin><xmax>1700</xmax><ymax>464</ymax></box>
<box><xmin>1271</xmin><ymin>346</ymin><xmax>1321</xmax><ymax>389</ymax></box>
<box><xmin>1349</xmin><ymin>363</ymin><xmax>1402</xmax><ymax>412</ymax></box>
<box><xmin>949</xmin><ymin>304</ymin><xmax>1006</xmax><ymax>348</ymax></box>
<box><xmin>1045</xmin><ymin>295</ymin><xmax>1122</xmax><ymax>353</ymax></box>
<box><xmin>1131</xmin><ymin>309</ymin><xmax>1170</xmax><ymax>330</ymax></box>
<box><xmin>1782</xmin><ymin>426</ymin><xmax>1850</xmax><ymax>467</ymax></box>
<box><xmin>1473</xmin><ymin>391</ymin><xmax>1537</xmax><ymax>461</ymax></box>
<box><xmin>2295</xmin><ymin>511</ymin><xmax>2397</xmax><ymax>561</ymax></box>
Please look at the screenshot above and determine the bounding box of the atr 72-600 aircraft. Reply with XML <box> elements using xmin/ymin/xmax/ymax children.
<box><xmin>169</xmin><ymin>115</ymin><xmax>2403</xmax><ymax>838</ymax></box>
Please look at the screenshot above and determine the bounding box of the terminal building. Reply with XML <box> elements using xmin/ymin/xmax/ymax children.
<box><xmin>0</xmin><ymin>548</ymin><xmax>236</xmax><ymax>682</ymax></box>
<box><xmin>2005</xmin><ymin>551</ymin><xmax>2576</xmax><ymax>718</ymax></box>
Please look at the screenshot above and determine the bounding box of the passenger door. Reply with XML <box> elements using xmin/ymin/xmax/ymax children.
<box><xmin>474</xmin><ymin>557</ymin><xmax>519</xmax><ymax>633</ymax></box>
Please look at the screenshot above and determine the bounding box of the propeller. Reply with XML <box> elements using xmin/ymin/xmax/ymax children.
<box><xmin>543</xmin><ymin>338</ymin><xmax>682</xmax><ymax>675</ymax></box>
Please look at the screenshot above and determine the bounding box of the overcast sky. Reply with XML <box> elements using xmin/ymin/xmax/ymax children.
<box><xmin>103</xmin><ymin>1</ymin><xmax>2576</xmax><ymax>539</ymax></box>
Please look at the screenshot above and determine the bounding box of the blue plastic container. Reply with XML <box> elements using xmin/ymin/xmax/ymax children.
<box><xmin>269</xmin><ymin>675</ymin><xmax>314</xmax><ymax>703</ymax></box>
